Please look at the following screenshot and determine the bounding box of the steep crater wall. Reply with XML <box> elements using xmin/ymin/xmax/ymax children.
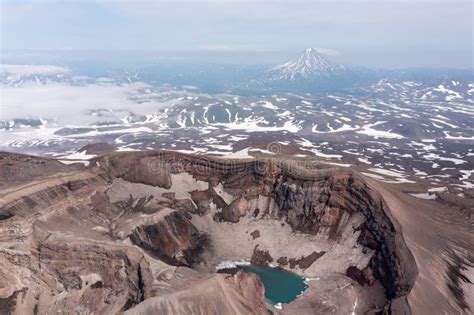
<box><xmin>95</xmin><ymin>151</ymin><xmax>418</xmax><ymax>303</ymax></box>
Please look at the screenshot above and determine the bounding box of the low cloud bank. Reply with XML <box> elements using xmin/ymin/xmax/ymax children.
<box><xmin>0</xmin><ymin>64</ymin><xmax>70</xmax><ymax>76</ymax></box>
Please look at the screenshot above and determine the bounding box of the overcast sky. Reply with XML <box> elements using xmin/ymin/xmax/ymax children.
<box><xmin>1</xmin><ymin>0</ymin><xmax>472</xmax><ymax>68</ymax></box>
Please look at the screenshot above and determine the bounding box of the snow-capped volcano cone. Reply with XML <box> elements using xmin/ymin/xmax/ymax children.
<box><xmin>270</xmin><ymin>48</ymin><xmax>343</xmax><ymax>80</ymax></box>
<box><xmin>244</xmin><ymin>47</ymin><xmax>370</xmax><ymax>92</ymax></box>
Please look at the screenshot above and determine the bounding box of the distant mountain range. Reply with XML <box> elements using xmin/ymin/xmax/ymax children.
<box><xmin>2</xmin><ymin>48</ymin><xmax>473</xmax><ymax>94</ymax></box>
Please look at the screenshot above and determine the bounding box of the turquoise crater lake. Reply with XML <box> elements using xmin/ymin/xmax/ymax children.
<box><xmin>219</xmin><ymin>265</ymin><xmax>308</xmax><ymax>305</ymax></box>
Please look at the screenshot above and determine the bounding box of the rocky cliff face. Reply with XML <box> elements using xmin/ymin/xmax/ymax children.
<box><xmin>0</xmin><ymin>151</ymin><xmax>419</xmax><ymax>314</ymax></box>
<box><xmin>130</xmin><ymin>211</ymin><xmax>208</xmax><ymax>267</ymax></box>
<box><xmin>272</xmin><ymin>171</ymin><xmax>417</xmax><ymax>299</ymax></box>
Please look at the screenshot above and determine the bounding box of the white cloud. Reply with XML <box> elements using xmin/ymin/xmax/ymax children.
<box><xmin>0</xmin><ymin>80</ymin><xmax>167</xmax><ymax>126</ymax></box>
<box><xmin>0</xmin><ymin>64</ymin><xmax>70</xmax><ymax>76</ymax></box>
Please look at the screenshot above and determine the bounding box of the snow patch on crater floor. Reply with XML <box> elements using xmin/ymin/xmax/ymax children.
<box><xmin>215</xmin><ymin>260</ymin><xmax>251</xmax><ymax>270</ymax></box>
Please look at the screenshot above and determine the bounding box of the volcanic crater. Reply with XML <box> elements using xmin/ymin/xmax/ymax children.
<box><xmin>0</xmin><ymin>150</ymin><xmax>469</xmax><ymax>314</ymax></box>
